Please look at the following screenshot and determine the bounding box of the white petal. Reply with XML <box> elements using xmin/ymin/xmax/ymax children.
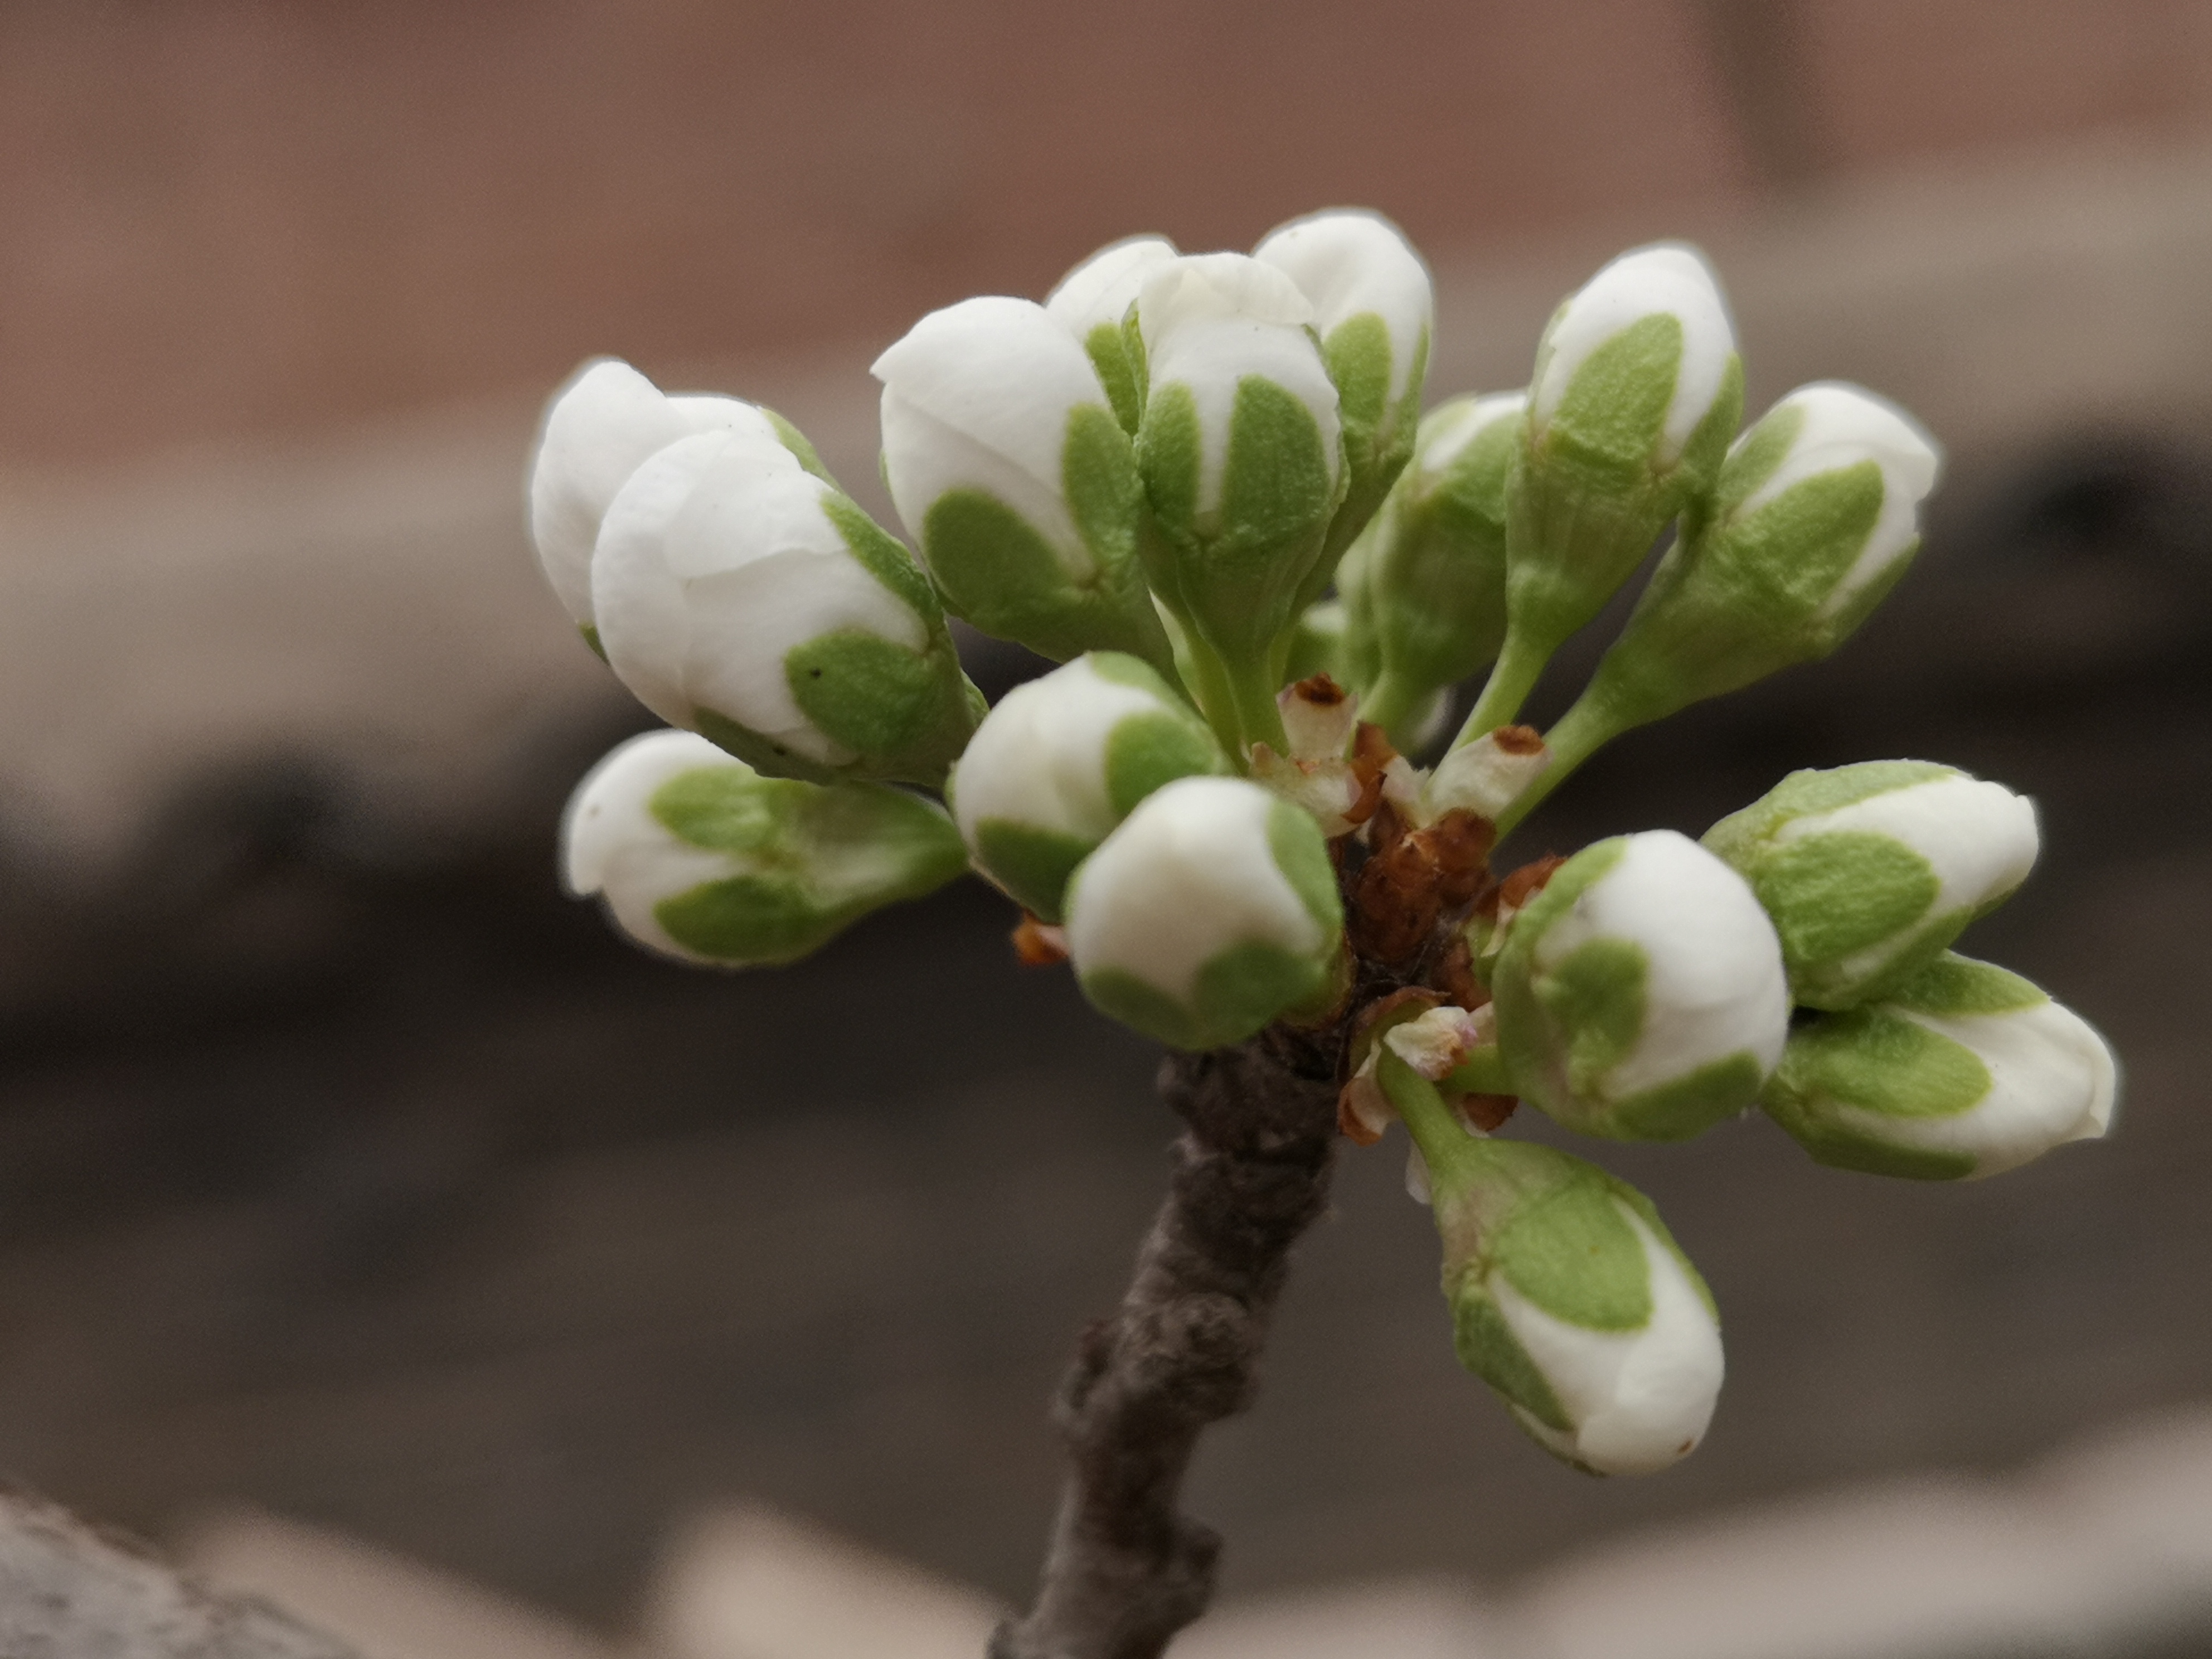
<box><xmin>1496</xmin><ymin>1204</ymin><xmax>1723</xmax><ymax>1476</ymax></box>
<box><xmin>952</xmin><ymin>657</ymin><xmax>1170</xmax><ymax>844</ymax></box>
<box><xmin>1137</xmin><ymin>254</ymin><xmax>1340</xmax><ymax>517</ymax></box>
<box><xmin>1045</xmin><ymin>235</ymin><xmax>1180</xmax><ymax>337</ymax></box>
<box><xmin>594</xmin><ymin>431</ymin><xmax>918</xmax><ymax>760</ymax></box>
<box><xmin>872</xmin><ymin>296</ymin><xmax>1109</xmax><ymax>569</ymax></box>
<box><xmin>528</xmin><ymin>358</ymin><xmax>696</xmax><ymax>627</ymax></box>
<box><xmin>1777</xmin><ymin>775</ymin><xmax>2038</xmax><ymax>988</ymax></box>
<box><xmin>1065</xmin><ymin>776</ymin><xmax>1321</xmax><ymax>1002</ymax></box>
<box><xmin>1532</xmin><ymin>244</ymin><xmax>1735</xmax><ymax>467</ymax></box>
<box><xmin>1837</xmin><ymin>997</ymin><xmax>2119</xmax><ymax>1177</ymax></box>
<box><xmin>1254</xmin><ymin>209</ymin><xmax>1435</xmax><ymax>406</ymax></box>
<box><xmin>878</xmin><ymin>389</ymin><xmax>1093</xmax><ymax>581</ymax></box>
<box><xmin>561</xmin><ymin>727</ymin><xmax>735</xmax><ymax>896</ymax></box>
<box><xmin>1741</xmin><ymin>382</ymin><xmax>1942</xmax><ymax>612</ymax></box>
<box><xmin>1537</xmin><ymin>830</ymin><xmax>1789</xmax><ymax>1097</ymax></box>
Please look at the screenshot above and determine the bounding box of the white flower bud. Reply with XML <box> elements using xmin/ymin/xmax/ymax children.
<box><xmin>1434</xmin><ymin>1138</ymin><xmax>1722</xmax><ymax>1476</ymax></box>
<box><xmin>527</xmin><ymin>357</ymin><xmax>807</xmax><ymax>639</ymax></box>
<box><xmin>1764</xmin><ymin>953</ymin><xmax>2117</xmax><ymax>1180</ymax></box>
<box><xmin>1530</xmin><ymin>244</ymin><xmax>1738</xmax><ymax>470</ymax></box>
<box><xmin>1344</xmin><ymin>392</ymin><xmax>1524</xmax><ymax>742</ymax></box>
<box><xmin>1064</xmin><ymin>775</ymin><xmax>1343</xmax><ymax>1050</ymax></box>
<box><xmin>592</xmin><ymin>429</ymin><xmax>976</xmax><ymax>787</ymax></box>
<box><xmin>1492</xmin><ymin>830</ymin><xmax>1788</xmax><ymax>1140</ymax></box>
<box><xmin>948</xmin><ymin>653</ymin><xmax>1225</xmax><ymax>923</ymax></box>
<box><xmin>1045</xmin><ymin>234</ymin><xmax>1180</xmax><ymax>430</ymax></box>
<box><xmin>1567</xmin><ymin>383</ymin><xmax>1943</xmax><ymax>736</ymax></box>
<box><xmin>562</xmin><ymin>729</ymin><xmax>966</xmax><ymax>967</ymax></box>
<box><xmin>873</xmin><ymin>298</ymin><xmax>1169</xmax><ymax>669</ymax></box>
<box><xmin>1133</xmin><ymin>254</ymin><xmax>1344</xmax><ymax>746</ymax></box>
<box><xmin>1501</xmin><ymin>245</ymin><xmax>1744</xmax><ymax>670</ymax></box>
<box><xmin>1254</xmin><ymin>210</ymin><xmax>1434</xmax><ymax>562</ymax></box>
<box><xmin>1704</xmin><ymin>762</ymin><xmax>2039</xmax><ymax>1009</ymax></box>
<box><xmin>1255</xmin><ymin>210</ymin><xmax>1433</xmax><ymax>426</ymax></box>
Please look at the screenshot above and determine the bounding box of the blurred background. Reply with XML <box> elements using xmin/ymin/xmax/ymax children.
<box><xmin>3</xmin><ymin>3</ymin><xmax>2211</xmax><ymax>1656</ymax></box>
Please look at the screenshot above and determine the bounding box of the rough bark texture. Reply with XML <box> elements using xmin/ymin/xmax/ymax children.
<box><xmin>0</xmin><ymin>1490</ymin><xmax>363</xmax><ymax>1658</ymax></box>
<box><xmin>989</xmin><ymin>1026</ymin><xmax>1344</xmax><ymax>1659</ymax></box>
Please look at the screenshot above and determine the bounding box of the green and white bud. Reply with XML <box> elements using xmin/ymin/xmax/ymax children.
<box><xmin>1703</xmin><ymin>761</ymin><xmax>2039</xmax><ymax>1010</ymax></box>
<box><xmin>873</xmin><ymin>297</ymin><xmax>1172</xmax><ymax>672</ymax></box>
<box><xmin>1558</xmin><ymin>382</ymin><xmax>1941</xmax><ymax>745</ymax></box>
<box><xmin>562</xmin><ymin>729</ymin><xmax>967</xmax><ymax>967</ymax></box>
<box><xmin>1466</xmin><ymin>245</ymin><xmax>1743</xmax><ymax>741</ymax></box>
<box><xmin>1386</xmin><ymin>1063</ymin><xmax>1722</xmax><ymax>1475</ymax></box>
<box><xmin>1254</xmin><ymin>209</ymin><xmax>1434</xmax><ymax>566</ymax></box>
<box><xmin>592</xmin><ymin>428</ymin><xmax>978</xmax><ymax>788</ymax></box>
<box><xmin>527</xmin><ymin>357</ymin><xmax>823</xmax><ymax>647</ymax></box>
<box><xmin>1763</xmin><ymin>952</ymin><xmax>2117</xmax><ymax>1180</ymax></box>
<box><xmin>1492</xmin><ymin>830</ymin><xmax>1788</xmax><ymax>1140</ymax></box>
<box><xmin>948</xmin><ymin>652</ymin><xmax>1226</xmax><ymax>923</ymax></box>
<box><xmin>1044</xmin><ymin>234</ymin><xmax>1180</xmax><ymax>433</ymax></box>
<box><xmin>1064</xmin><ymin>775</ymin><xmax>1344</xmax><ymax>1050</ymax></box>
<box><xmin>1343</xmin><ymin>392</ymin><xmax>1522</xmax><ymax>744</ymax></box>
<box><xmin>1134</xmin><ymin>253</ymin><xmax>1345</xmax><ymax>751</ymax></box>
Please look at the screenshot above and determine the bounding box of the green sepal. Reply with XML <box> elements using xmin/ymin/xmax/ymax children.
<box><xmin>1505</xmin><ymin>347</ymin><xmax>1745</xmax><ymax>660</ymax></box>
<box><xmin>579</xmin><ymin>622</ymin><xmax>609</xmax><ymax>663</ymax></box>
<box><xmin>1136</xmin><ymin>375</ymin><xmax>1342</xmax><ymax>750</ymax></box>
<box><xmin>1080</xmin><ymin>938</ymin><xmax>1335</xmax><ymax>1051</ymax></box>
<box><xmin>972</xmin><ymin>818</ymin><xmax>1094</xmax><ymax>923</ymax></box>
<box><xmin>763</xmin><ymin>406</ymin><xmax>838</xmax><ymax>487</ymax></box>
<box><xmin>646</xmin><ymin>769</ymin><xmax>967</xmax><ymax>966</ymax></box>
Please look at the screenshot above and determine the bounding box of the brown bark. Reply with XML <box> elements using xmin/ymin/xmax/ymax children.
<box><xmin>0</xmin><ymin>1489</ymin><xmax>363</xmax><ymax>1658</ymax></box>
<box><xmin>989</xmin><ymin>1027</ymin><xmax>1343</xmax><ymax>1659</ymax></box>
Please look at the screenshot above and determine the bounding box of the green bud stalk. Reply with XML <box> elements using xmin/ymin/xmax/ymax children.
<box><xmin>1514</xmin><ymin>384</ymin><xmax>1940</xmax><ymax>827</ymax></box>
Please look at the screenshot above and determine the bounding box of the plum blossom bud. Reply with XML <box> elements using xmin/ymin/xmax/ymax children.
<box><xmin>1427</xmin><ymin>1132</ymin><xmax>1723</xmax><ymax>1475</ymax></box>
<box><xmin>1254</xmin><ymin>210</ymin><xmax>1434</xmax><ymax>561</ymax></box>
<box><xmin>1064</xmin><ymin>776</ymin><xmax>1344</xmax><ymax>1050</ymax></box>
<box><xmin>562</xmin><ymin>729</ymin><xmax>966</xmax><ymax>967</ymax></box>
<box><xmin>1508</xmin><ymin>245</ymin><xmax>1744</xmax><ymax>659</ymax></box>
<box><xmin>1568</xmin><ymin>383</ymin><xmax>1942</xmax><ymax>735</ymax></box>
<box><xmin>1134</xmin><ymin>253</ymin><xmax>1344</xmax><ymax>750</ymax></box>
<box><xmin>874</xmin><ymin>298</ymin><xmax>1172</xmax><ymax>672</ymax></box>
<box><xmin>1044</xmin><ymin>234</ymin><xmax>1180</xmax><ymax>432</ymax></box>
<box><xmin>527</xmin><ymin>357</ymin><xmax>824</xmax><ymax>646</ymax></box>
<box><xmin>948</xmin><ymin>653</ymin><xmax>1225</xmax><ymax>923</ymax></box>
<box><xmin>1492</xmin><ymin>830</ymin><xmax>1788</xmax><ymax>1141</ymax></box>
<box><xmin>1763</xmin><ymin>953</ymin><xmax>2117</xmax><ymax>1180</ymax></box>
<box><xmin>1704</xmin><ymin>761</ymin><xmax>2039</xmax><ymax>1010</ymax></box>
<box><xmin>591</xmin><ymin>429</ymin><xmax>978</xmax><ymax>788</ymax></box>
<box><xmin>1342</xmin><ymin>393</ymin><xmax>1522</xmax><ymax>744</ymax></box>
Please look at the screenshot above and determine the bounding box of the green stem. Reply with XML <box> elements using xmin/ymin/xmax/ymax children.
<box><xmin>1378</xmin><ymin>1050</ymin><xmax>1483</xmax><ymax>1187</ymax></box>
<box><xmin>1443</xmin><ymin>1044</ymin><xmax>1514</xmax><ymax>1098</ymax></box>
<box><xmin>1357</xmin><ymin>671</ymin><xmax>1421</xmax><ymax>743</ymax></box>
<box><xmin>1491</xmin><ymin>686</ymin><xmax>1637</xmax><ymax>839</ymax></box>
<box><xmin>1452</xmin><ymin>625</ymin><xmax>1553</xmax><ymax>750</ymax></box>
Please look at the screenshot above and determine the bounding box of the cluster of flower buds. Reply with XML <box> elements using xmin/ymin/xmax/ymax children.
<box><xmin>528</xmin><ymin>212</ymin><xmax>2114</xmax><ymax>1486</ymax></box>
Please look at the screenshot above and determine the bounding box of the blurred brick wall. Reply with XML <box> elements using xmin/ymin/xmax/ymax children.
<box><xmin>0</xmin><ymin>0</ymin><xmax>2207</xmax><ymax>469</ymax></box>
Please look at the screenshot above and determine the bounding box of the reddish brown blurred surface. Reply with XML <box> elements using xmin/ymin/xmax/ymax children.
<box><xmin>4</xmin><ymin>0</ymin><xmax>2209</xmax><ymax>470</ymax></box>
